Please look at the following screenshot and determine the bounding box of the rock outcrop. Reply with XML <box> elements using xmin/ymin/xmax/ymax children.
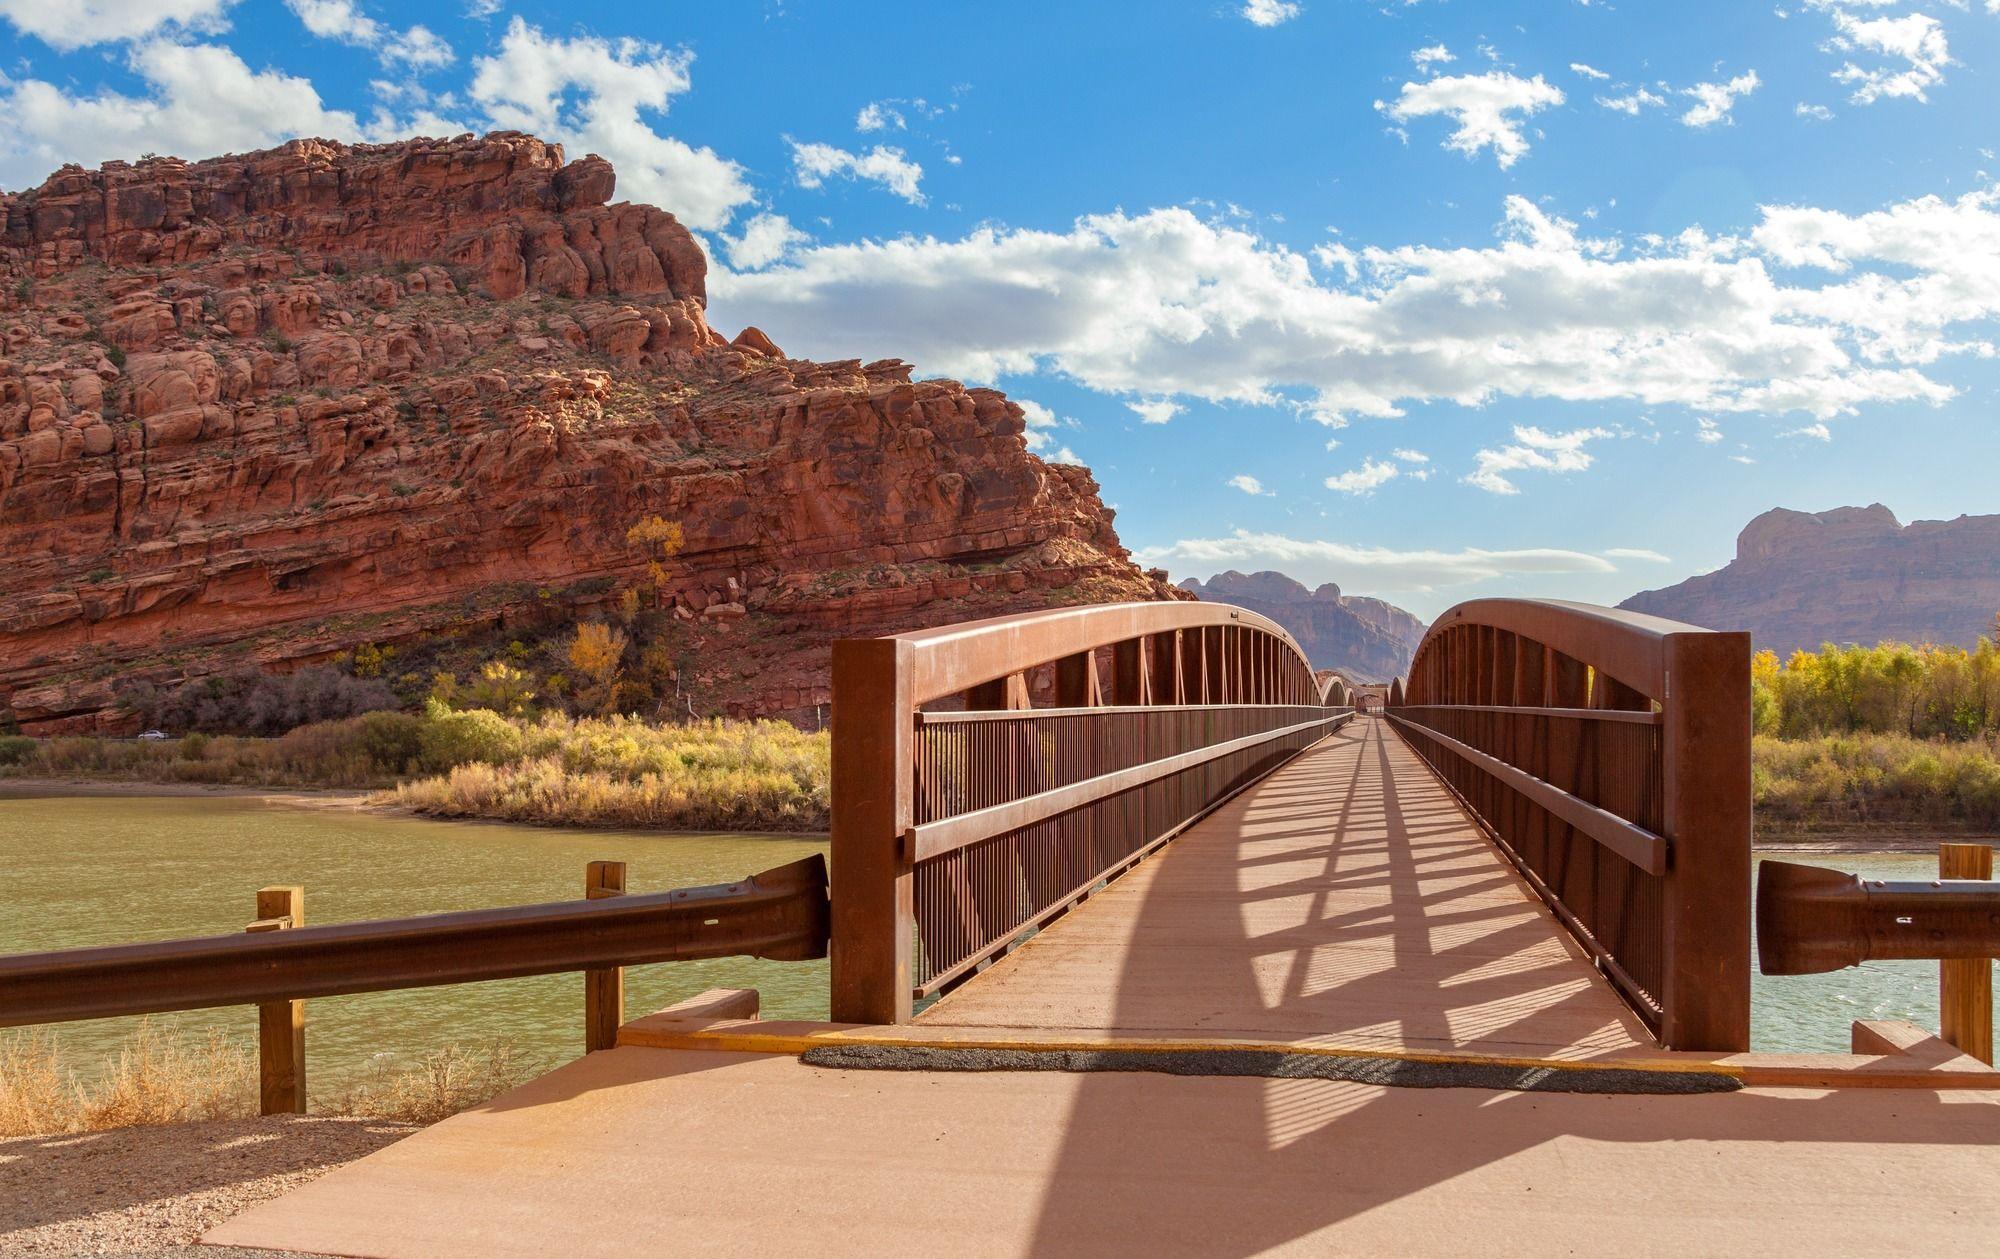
<box><xmin>1619</xmin><ymin>504</ymin><xmax>2000</xmax><ymax>655</ymax></box>
<box><xmin>1178</xmin><ymin>571</ymin><xmax>1425</xmax><ymax>681</ymax></box>
<box><xmin>0</xmin><ymin>134</ymin><xmax>1173</xmax><ymax>731</ymax></box>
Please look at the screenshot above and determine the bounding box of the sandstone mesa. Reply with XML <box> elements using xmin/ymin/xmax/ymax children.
<box><xmin>0</xmin><ymin>132</ymin><xmax>1176</xmax><ymax>733</ymax></box>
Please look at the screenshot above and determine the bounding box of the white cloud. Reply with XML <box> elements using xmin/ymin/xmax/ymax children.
<box><xmin>1127</xmin><ymin>399</ymin><xmax>1183</xmax><ymax>425</ymax></box>
<box><xmin>1227</xmin><ymin>474</ymin><xmax>1269</xmax><ymax>495</ymax></box>
<box><xmin>1796</xmin><ymin>102</ymin><xmax>1835</xmax><ymax>121</ymax></box>
<box><xmin>285</xmin><ymin>1</ymin><xmax>453</xmax><ymax>69</ymax></box>
<box><xmin>1681</xmin><ymin>70</ymin><xmax>1760</xmax><ymax>127</ymax></box>
<box><xmin>1412</xmin><ymin>44</ymin><xmax>1455</xmax><ymax>69</ymax></box>
<box><xmin>1827</xmin><ymin>12</ymin><xmax>1950</xmax><ymax>105</ymax></box>
<box><xmin>722</xmin><ymin>212</ymin><xmax>808</xmax><ymax>271</ymax></box>
<box><xmin>1391</xmin><ymin>448</ymin><xmax>1429</xmax><ymax>463</ymax></box>
<box><xmin>465</xmin><ymin>0</ymin><xmax>502</xmax><ymax>16</ymax></box>
<box><xmin>1325</xmin><ymin>458</ymin><xmax>1400</xmax><ymax>494</ymax></box>
<box><xmin>1016</xmin><ymin>398</ymin><xmax>1069</xmax><ymax>454</ymax></box>
<box><xmin>0</xmin><ymin>40</ymin><xmax>461</xmax><ymax>189</ymax></box>
<box><xmin>1570</xmin><ymin>62</ymin><xmax>1611</xmax><ymax>80</ymax></box>
<box><xmin>790</xmin><ymin>141</ymin><xmax>926</xmax><ymax>204</ymax></box>
<box><xmin>1135</xmin><ymin>530</ymin><xmax>1618</xmax><ymax>596</ymax></box>
<box><xmin>1729</xmin><ymin>453</ymin><xmax>1756</xmax><ymax>464</ymax></box>
<box><xmin>1597</xmin><ymin>86</ymin><xmax>1667</xmax><ymax>115</ymax></box>
<box><xmin>1785</xmin><ymin>421</ymin><xmax>1833</xmax><ymax>440</ymax></box>
<box><xmin>1376</xmin><ymin>72</ymin><xmax>1564</xmax><ymax>169</ymax></box>
<box><xmin>706</xmin><ymin>187</ymin><xmax>1994</xmax><ymax>429</ymax></box>
<box><xmin>1604</xmin><ymin>547</ymin><xmax>1672</xmax><ymax>562</ymax></box>
<box><xmin>468</xmin><ymin>18</ymin><xmax>752</xmax><ymax>230</ymax></box>
<box><xmin>1696</xmin><ymin>417</ymin><xmax>1725</xmax><ymax>443</ymax></box>
<box><xmin>1466</xmin><ymin>425</ymin><xmax>1614</xmax><ymax>495</ymax></box>
<box><xmin>0</xmin><ymin>0</ymin><xmax>233</xmax><ymax>49</ymax></box>
<box><xmin>856</xmin><ymin>101</ymin><xmax>906</xmax><ymax>132</ymax></box>
<box><xmin>1241</xmin><ymin>0</ymin><xmax>1301</xmax><ymax>27</ymax></box>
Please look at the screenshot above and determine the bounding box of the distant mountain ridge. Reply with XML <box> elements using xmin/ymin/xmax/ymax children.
<box><xmin>1618</xmin><ymin>504</ymin><xmax>2000</xmax><ymax>655</ymax></box>
<box><xmin>1179</xmin><ymin>571</ymin><xmax>1426</xmax><ymax>681</ymax></box>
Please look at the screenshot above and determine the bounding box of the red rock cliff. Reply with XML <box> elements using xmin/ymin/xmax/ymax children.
<box><xmin>0</xmin><ymin>133</ymin><xmax>1171</xmax><ymax>731</ymax></box>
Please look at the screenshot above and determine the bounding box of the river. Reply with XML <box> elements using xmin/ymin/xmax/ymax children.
<box><xmin>0</xmin><ymin>790</ymin><xmax>1973</xmax><ymax>1089</ymax></box>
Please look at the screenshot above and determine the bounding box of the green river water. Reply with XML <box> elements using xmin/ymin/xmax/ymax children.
<box><xmin>0</xmin><ymin>789</ymin><xmax>1979</xmax><ymax>1090</ymax></box>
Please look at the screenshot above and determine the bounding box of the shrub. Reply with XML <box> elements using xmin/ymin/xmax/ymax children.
<box><xmin>416</xmin><ymin>700</ymin><xmax>524</xmax><ymax>772</ymax></box>
<box><xmin>0</xmin><ymin>735</ymin><xmax>36</xmax><ymax>766</ymax></box>
<box><xmin>121</xmin><ymin>666</ymin><xmax>397</xmax><ymax>736</ymax></box>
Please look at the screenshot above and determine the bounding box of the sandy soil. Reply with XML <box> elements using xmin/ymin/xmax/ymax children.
<box><xmin>0</xmin><ymin>1114</ymin><xmax>415</xmax><ymax>1257</ymax></box>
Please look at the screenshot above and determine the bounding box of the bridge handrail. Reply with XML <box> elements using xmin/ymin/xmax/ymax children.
<box><xmin>832</xmin><ymin>600</ymin><xmax>1351</xmax><ymax>1023</ymax></box>
<box><xmin>1387</xmin><ymin>597</ymin><xmax>1750</xmax><ymax>1051</ymax></box>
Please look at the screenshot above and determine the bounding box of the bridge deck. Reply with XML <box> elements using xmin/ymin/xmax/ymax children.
<box><xmin>917</xmin><ymin>717</ymin><xmax>1652</xmax><ymax>1061</ymax></box>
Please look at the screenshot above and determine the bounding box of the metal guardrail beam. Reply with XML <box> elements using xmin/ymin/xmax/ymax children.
<box><xmin>0</xmin><ymin>856</ymin><xmax>829</xmax><ymax>1027</ymax></box>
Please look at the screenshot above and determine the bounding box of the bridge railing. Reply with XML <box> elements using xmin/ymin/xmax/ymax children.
<box><xmin>1385</xmin><ymin>599</ymin><xmax>1750</xmax><ymax>1051</ymax></box>
<box><xmin>832</xmin><ymin>602</ymin><xmax>1353</xmax><ymax>1023</ymax></box>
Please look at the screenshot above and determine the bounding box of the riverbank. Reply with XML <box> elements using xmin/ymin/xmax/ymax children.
<box><xmin>1</xmin><ymin>709</ymin><xmax>830</xmax><ymax>833</ymax></box>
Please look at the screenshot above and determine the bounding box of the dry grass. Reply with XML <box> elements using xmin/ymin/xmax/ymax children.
<box><xmin>330</xmin><ymin>1040</ymin><xmax>538</xmax><ymax>1125</ymax></box>
<box><xmin>1754</xmin><ymin>733</ymin><xmax>2000</xmax><ymax>831</ymax></box>
<box><xmin>0</xmin><ymin>1023</ymin><xmax>534</xmax><ymax>1137</ymax></box>
<box><xmin>0</xmin><ymin>1022</ymin><xmax>253</xmax><ymax>1137</ymax></box>
<box><xmin>387</xmin><ymin>714</ymin><xmax>830</xmax><ymax>830</ymax></box>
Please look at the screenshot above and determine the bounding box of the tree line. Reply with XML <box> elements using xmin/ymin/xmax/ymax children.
<box><xmin>1752</xmin><ymin>617</ymin><xmax>2000</xmax><ymax>741</ymax></box>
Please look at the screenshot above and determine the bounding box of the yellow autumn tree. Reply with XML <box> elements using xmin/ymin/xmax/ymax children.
<box><xmin>568</xmin><ymin>622</ymin><xmax>628</xmax><ymax>712</ymax></box>
<box><xmin>625</xmin><ymin>515</ymin><xmax>685</xmax><ymax>597</ymax></box>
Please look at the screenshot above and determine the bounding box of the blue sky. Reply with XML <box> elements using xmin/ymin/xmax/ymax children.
<box><xmin>4</xmin><ymin>1</ymin><xmax>1998</xmax><ymax>618</ymax></box>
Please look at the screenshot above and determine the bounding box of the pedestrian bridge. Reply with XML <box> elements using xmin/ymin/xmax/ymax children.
<box><xmin>21</xmin><ymin>597</ymin><xmax>2000</xmax><ymax>1255</ymax></box>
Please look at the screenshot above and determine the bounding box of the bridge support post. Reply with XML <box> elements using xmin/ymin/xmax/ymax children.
<box><xmin>1659</xmin><ymin>631</ymin><xmax>1752</xmax><ymax>1051</ymax></box>
<box><xmin>1939</xmin><ymin>842</ymin><xmax>1994</xmax><ymax>1064</ymax></box>
<box><xmin>831</xmin><ymin>638</ymin><xmax>916</xmax><ymax>1024</ymax></box>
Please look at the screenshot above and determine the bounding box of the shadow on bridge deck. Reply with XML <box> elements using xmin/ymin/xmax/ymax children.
<box><xmin>915</xmin><ymin>717</ymin><xmax>1653</xmax><ymax>1060</ymax></box>
<box><xmin>204</xmin><ymin>719</ymin><xmax>2000</xmax><ymax>1257</ymax></box>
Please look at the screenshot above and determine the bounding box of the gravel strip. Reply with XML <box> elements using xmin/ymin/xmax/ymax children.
<box><xmin>0</xmin><ymin>1115</ymin><xmax>416</xmax><ymax>1257</ymax></box>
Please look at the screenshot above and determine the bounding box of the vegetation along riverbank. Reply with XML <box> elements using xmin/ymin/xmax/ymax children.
<box><xmin>0</xmin><ymin>706</ymin><xmax>829</xmax><ymax>832</ymax></box>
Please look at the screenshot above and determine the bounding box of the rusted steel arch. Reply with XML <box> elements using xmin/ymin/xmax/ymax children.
<box><xmin>883</xmin><ymin>601</ymin><xmax>1319</xmax><ymax>707</ymax></box>
<box><xmin>1387</xmin><ymin>596</ymin><xmax>1752</xmax><ymax>1051</ymax></box>
<box><xmin>1387</xmin><ymin>677</ymin><xmax>1406</xmax><ymax>708</ymax></box>
<box><xmin>1405</xmin><ymin>598</ymin><xmax>1705</xmax><ymax>705</ymax></box>
<box><xmin>1320</xmin><ymin>675</ymin><xmax>1351</xmax><ymax>707</ymax></box>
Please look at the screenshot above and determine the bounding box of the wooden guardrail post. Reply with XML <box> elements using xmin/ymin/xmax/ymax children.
<box><xmin>584</xmin><ymin>861</ymin><xmax>627</xmax><ymax>1052</ymax></box>
<box><xmin>1939</xmin><ymin>842</ymin><xmax>1994</xmax><ymax>1064</ymax></box>
<box><xmin>831</xmin><ymin>637</ymin><xmax>916</xmax><ymax>1024</ymax></box>
<box><xmin>247</xmin><ymin>886</ymin><xmax>305</xmax><ymax>1115</ymax></box>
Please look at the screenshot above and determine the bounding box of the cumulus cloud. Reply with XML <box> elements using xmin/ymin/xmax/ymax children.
<box><xmin>1325</xmin><ymin>458</ymin><xmax>1401</xmax><ymax>494</ymax></box>
<box><xmin>0</xmin><ymin>40</ymin><xmax>461</xmax><ymax>189</ymax></box>
<box><xmin>1827</xmin><ymin>12</ymin><xmax>1950</xmax><ymax>104</ymax></box>
<box><xmin>1681</xmin><ymin>70</ymin><xmax>1760</xmax><ymax>127</ymax></box>
<box><xmin>1391</xmin><ymin>448</ymin><xmax>1429</xmax><ymax>463</ymax></box>
<box><xmin>790</xmin><ymin>141</ymin><xmax>926</xmax><ymax>204</ymax></box>
<box><xmin>1696</xmin><ymin>417</ymin><xmax>1725</xmax><ymax>443</ymax></box>
<box><xmin>1412</xmin><ymin>44</ymin><xmax>1455</xmax><ymax>69</ymax></box>
<box><xmin>1465</xmin><ymin>425</ymin><xmax>1615</xmax><ymax>495</ymax></box>
<box><xmin>707</xmin><ymin>187</ymin><xmax>1992</xmax><ymax>426</ymax></box>
<box><xmin>855</xmin><ymin>101</ymin><xmax>906</xmax><ymax>132</ymax></box>
<box><xmin>1570</xmin><ymin>62</ymin><xmax>1611</xmax><ymax>81</ymax></box>
<box><xmin>468</xmin><ymin>18</ymin><xmax>752</xmax><ymax>230</ymax></box>
<box><xmin>1127</xmin><ymin>399</ymin><xmax>1183</xmax><ymax>425</ymax></box>
<box><xmin>1134</xmin><ymin>531</ymin><xmax>1618</xmax><ymax>597</ymax></box>
<box><xmin>1376</xmin><ymin>72</ymin><xmax>1564</xmax><ymax>169</ymax></box>
<box><xmin>0</xmin><ymin>0</ymin><xmax>233</xmax><ymax>50</ymax></box>
<box><xmin>722</xmin><ymin>212</ymin><xmax>808</xmax><ymax>271</ymax></box>
<box><xmin>1241</xmin><ymin>0</ymin><xmax>1301</xmax><ymax>27</ymax></box>
<box><xmin>286</xmin><ymin>1</ymin><xmax>453</xmax><ymax>70</ymax></box>
<box><xmin>1227</xmin><ymin>474</ymin><xmax>1269</xmax><ymax>495</ymax></box>
<box><xmin>1597</xmin><ymin>86</ymin><xmax>1667</xmax><ymax>115</ymax></box>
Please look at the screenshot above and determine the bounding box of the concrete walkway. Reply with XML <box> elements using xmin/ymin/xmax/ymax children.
<box><xmin>207</xmin><ymin>1045</ymin><xmax>1999</xmax><ymax>1257</ymax></box>
<box><xmin>920</xmin><ymin>718</ymin><xmax>1653</xmax><ymax>1061</ymax></box>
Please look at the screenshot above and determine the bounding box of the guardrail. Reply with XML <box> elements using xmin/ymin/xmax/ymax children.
<box><xmin>0</xmin><ymin>855</ymin><xmax>829</xmax><ymax>1112</ymax></box>
<box><xmin>1386</xmin><ymin>599</ymin><xmax>1750</xmax><ymax>1051</ymax></box>
<box><xmin>831</xmin><ymin>602</ymin><xmax>1353</xmax><ymax>1023</ymax></box>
